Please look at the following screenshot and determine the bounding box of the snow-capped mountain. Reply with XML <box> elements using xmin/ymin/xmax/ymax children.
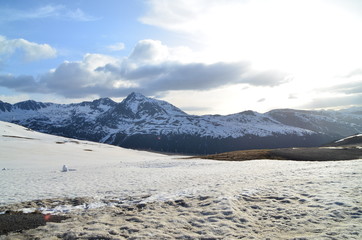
<box><xmin>266</xmin><ymin>108</ymin><xmax>362</xmax><ymax>138</ymax></box>
<box><xmin>1</xmin><ymin>93</ymin><xmax>361</xmax><ymax>154</ymax></box>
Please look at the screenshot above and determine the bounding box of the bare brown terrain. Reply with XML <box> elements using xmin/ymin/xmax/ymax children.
<box><xmin>199</xmin><ymin>134</ymin><xmax>362</xmax><ymax>162</ymax></box>
<box><xmin>199</xmin><ymin>147</ymin><xmax>362</xmax><ymax>161</ymax></box>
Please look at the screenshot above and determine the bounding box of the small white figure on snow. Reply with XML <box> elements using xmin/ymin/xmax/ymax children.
<box><xmin>62</xmin><ymin>165</ymin><xmax>68</xmax><ymax>172</ymax></box>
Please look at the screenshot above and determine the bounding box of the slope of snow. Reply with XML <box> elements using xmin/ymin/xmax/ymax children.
<box><xmin>1</xmin><ymin>118</ymin><xmax>362</xmax><ymax>240</ymax></box>
<box><xmin>1</xmin><ymin>122</ymin><xmax>362</xmax><ymax>239</ymax></box>
<box><xmin>0</xmin><ymin>121</ymin><xmax>221</xmax><ymax>206</ymax></box>
<box><xmin>0</xmin><ymin>121</ymin><xmax>167</xmax><ymax>170</ymax></box>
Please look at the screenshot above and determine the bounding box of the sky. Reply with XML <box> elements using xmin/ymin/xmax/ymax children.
<box><xmin>0</xmin><ymin>0</ymin><xmax>362</xmax><ymax>115</ymax></box>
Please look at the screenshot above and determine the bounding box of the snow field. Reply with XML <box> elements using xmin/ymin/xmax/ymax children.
<box><xmin>1</xmin><ymin>121</ymin><xmax>362</xmax><ymax>239</ymax></box>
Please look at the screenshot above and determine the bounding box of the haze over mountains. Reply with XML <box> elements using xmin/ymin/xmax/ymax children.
<box><xmin>1</xmin><ymin>92</ymin><xmax>361</xmax><ymax>154</ymax></box>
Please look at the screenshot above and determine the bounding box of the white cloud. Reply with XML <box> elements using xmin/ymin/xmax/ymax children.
<box><xmin>1</xmin><ymin>36</ymin><xmax>360</xmax><ymax>113</ymax></box>
<box><xmin>129</xmin><ymin>39</ymin><xmax>169</xmax><ymax>64</ymax></box>
<box><xmin>0</xmin><ymin>93</ymin><xmax>32</xmax><ymax>104</ymax></box>
<box><xmin>302</xmin><ymin>94</ymin><xmax>362</xmax><ymax>110</ymax></box>
<box><xmin>0</xmin><ymin>35</ymin><xmax>57</xmax><ymax>62</ymax></box>
<box><xmin>128</xmin><ymin>39</ymin><xmax>212</xmax><ymax>64</ymax></box>
<box><xmin>0</xmin><ymin>4</ymin><xmax>98</xmax><ymax>22</ymax></box>
<box><xmin>65</xmin><ymin>8</ymin><xmax>99</xmax><ymax>22</ymax></box>
<box><xmin>135</xmin><ymin>0</ymin><xmax>362</xmax><ymax>112</ymax></box>
<box><xmin>140</xmin><ymin>0</ymin><xmax>230</xmax><ymax>32</ymax></box>
<box><xmin>0</xmin><ymin>39</ymin><xmax>289</xmax><ymax>99</ymax></box>
<box><xmin>107</xmin><ymin>42</ymin><xmax>125</xmax><ymax>51</ymax></box>
<box><xmin>141</xmin><ymin>0</ymin><xmax>362</xmax><ymax>78</ymax></box>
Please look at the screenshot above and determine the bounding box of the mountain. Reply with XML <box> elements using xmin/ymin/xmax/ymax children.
<box><xmin>326</xmin><ymin>134</ymin><xmax>362</xmax><ymax>147</ymax></box>
<box><xmin>1</xmin><ymin>93</ymin><xmax>361</xmax><ymax>154</ymax></box>
<box><xmin>267</xmin><ymin>108</ymin><xmax>362</xmax><ymax>139</ymax></box>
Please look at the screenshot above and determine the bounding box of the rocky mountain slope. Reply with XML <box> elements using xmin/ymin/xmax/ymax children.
<box><xmin>1</xmin><ymin>92</ymin><xmax>361</xmax><ymax>154</ymax></box>
<box><xmin>326</xmin><ymin>134</ymin><xmax>362</xmax><ymax>147</ymax></box>
<box><xmin>267</xmin><ymin>108</ymin><xmax>362</xmax><ymax>139</ymax></box>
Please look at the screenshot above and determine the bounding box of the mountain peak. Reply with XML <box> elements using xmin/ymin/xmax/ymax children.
<box><xmin>121</xmin><ymin>92</ymin><xmax>149</xmax><ymax>114</ymax></box>
<box><xmin>92</xmin><ymin>97</ymin><xmax>116</xmax><ymax>106</ymax></box>
<box><xmin>125</xmin><ymin>92</ymin><xmax>147</xmax><ymax>101</ymax></box>
<box><xmin>13</xmin><ymin>100</ymin><xmax>49</xmax><ymax>111</ymax></box>
<box><xmin>114</xmin><ymin>92</ymin><xmax>186</xmax><ymax>117</ymax></box>
<box><xmin>1</xmin><ymin>95</ymin><xmax>362</xmax><ymax>154</ymax></box>
<box><xmin>0</xmin><ymin>100</ymin><xmax>12</xmax><ymax>112</ymax></box>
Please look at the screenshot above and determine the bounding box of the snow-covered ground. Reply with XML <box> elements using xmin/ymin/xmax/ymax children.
<box><xmin>1</xmin><ymin>121</ymin><xmax>361</xmax><ymax>239</ymax></box>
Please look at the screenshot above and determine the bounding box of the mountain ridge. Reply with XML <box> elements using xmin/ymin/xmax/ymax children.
<box><xmin>1</xmin><ymin>92</ymin><xmax>361</xmax><ymax>154</ymax></box>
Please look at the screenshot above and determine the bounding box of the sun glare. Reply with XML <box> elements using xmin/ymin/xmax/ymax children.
<box><xmin>194</xmin><ymin>0</ymin><xmax>362</xmax><ymax>80</ymax></box>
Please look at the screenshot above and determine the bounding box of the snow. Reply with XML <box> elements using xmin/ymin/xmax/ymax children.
<box><xmin>0</xmin><ymin>121</ymin><xmax>167</xmax><ymax>171</ymax></box>
<box><xmin>267</xmin><ymin>108</ymin><xmax>362</xmax><ymax>136</ymax></box>
<box><xmin>0</xmin><ymin>94</ymin><xmax>316</xmax><ymax>141</ymax></box>
<box><xmin>335</xmin><ymin>133</ymin><xmax>362</xmax><ymax>143</ymax></box>
<box><xmin>106</xmin><ymin>112</ymin><xmax>313</xmax><ymax>138</ymax></box>
<box><xmin>2</xmin><ymin>122</ymin><xmax>362</xmax><ymax>239</ymax></box>
<box><xmin>124</xmin><ymin>92</ymin><xmax>186</xmax><ymax>116</ymax></box>
<box><xmin>1</xmin><ymin>121</ymin><xmax>361</xmax><ymax>214</ymax></box>
<box><xmin>1</xmin><ymin>121</ymin><xmax>362</xmax><ymax>240</ymax></box>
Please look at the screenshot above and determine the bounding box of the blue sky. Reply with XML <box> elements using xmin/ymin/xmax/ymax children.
<box><xmin>1</xmin><ymin>0</ymin><xmax>362</xmax><ymax>114</ymax></box>
<box><xmin>1</xmin><ymin>0</ymin><xmax>159</xmax><ymax>74</ymax></box>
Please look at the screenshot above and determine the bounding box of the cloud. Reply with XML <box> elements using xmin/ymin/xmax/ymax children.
<box><xmin>346</xmin><ymin>68</ymin><xmax>362</xmax><ymax>78</ymax></box>
<box><xmin>302</xmin><ymin>94</ymin><xmax>362</xmax><ymax>109</ymax></box>
<box><xmin>140</xmin><ymin>0</ymin><xmax>362</xmax><ymax>90</ymax></box>
<box><xmin>64</xmin><ymin>8</ymin><xmax>98</xmax><ymax>22</ymax></box>
<box><xmin>102</xmin><ymin>40</ymin><xmax>289</xmax><ymax>89</ymax></box>
<box><xmin>0</xmin><ymin>93</ymin><xmax>33</xmax><ymax>104</ymax></box>
<box><xmin>129</xmin><ymin>39</ymin><xmax>169</xmax><ymax>63</ymax></box>
<box><xmin>288</xmin><ymin>94</ymin><xmax>298</xmax><ymax>99</ymax></box>
<box><xmin>0</xmin><ymin>4</ymin><xmax>98</xmax><ymax>22</ymax></box>
<box><xmin>319</xmin><ymin>80</ymin><xmax>362</xmax><ymax>95</ymax></box>
<box><xmin>333</xmin><ymin>81</ymin><xmax>362</xmax><ymax>95</ymax></box>
<box><xmin>0</xmin><ymin>74</ymin><xmax>40</xmax><ymax>93</ymax></box>
<box><xmin>38</xmin><ymin>54</ymin><xmax>130</xmax><ymax>98</ymax></box>
<box><xmin>0</xmin><ymin>39</ymin><xmax>289</xmax><ymax>98</ymax></box>
<box><xmin>0</xmin><ymin>36</ymin><xmax>57</xmax><ymax>62</ymax></box>
<box><xmin>124</xmin><ymin>61</ymin><xmax>250</xmax><ymax>91</ymax></box>
<box><xmin>241</xmin><ymin>70</ymin><xmax>290</xmax><ymax>87</ymax></box>
<box><xmin>181</xmin><ymin>106</ymin><xmax>213</xmax><ymax>113</ymax></box>
<box><xmin>301</xmin><ymin>79</ymin><xmax>362</xmax><ymax>109</ymax></box>
<box><xmin>107</xmin><ymin>42</ymin><xmax>125</xmax><ymax>51</ymax></box>
<box><xmin>140</xmin><ymin>0</ymin><xmax>227</xmax><ymax>32</ymax></box>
